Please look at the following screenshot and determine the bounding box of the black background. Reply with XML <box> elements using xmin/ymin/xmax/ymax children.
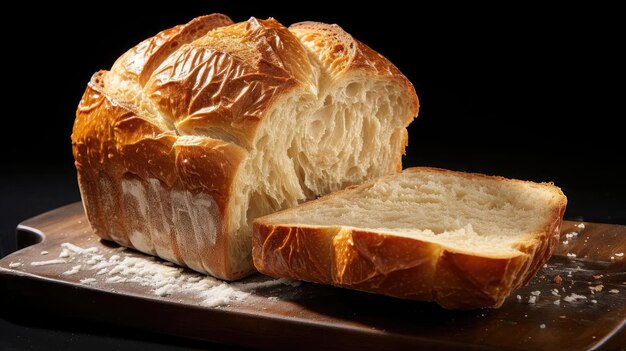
<box><xmin>1</xmin><ymin>2</ymin><xmax>624</xmax><ymax>350</ymax></box>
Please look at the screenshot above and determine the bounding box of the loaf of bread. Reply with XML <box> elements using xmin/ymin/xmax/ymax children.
<box><xmin>253</xmin><ymin>168</ymin><xmax>567</xmax><ymax>309</ymax></box>
<box><xmin>71</xmin><ymin>14</ymin><xmax>419</xmax><ymax>280</ymax></box>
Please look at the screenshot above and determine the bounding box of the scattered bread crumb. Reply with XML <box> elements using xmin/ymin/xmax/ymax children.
<box><xmin>59</xmin><ymin>249</ymin><xmax>70</xmax><ymax>258</ymax></box>
<box><xmin>589</xmin><ymin>285</ymin><xmax>604</xmax><ymax>294</ymax></box>
<box><xmin>516</xmin><ymin>295</ymin><xmax>522</xmax><ymax>301</ymax></box>
<box><xmin>8</xmin><ymin>262</ymin><xmax>22</xmax><ymax>268</ymax></box>
<box><xmin>608</xmin><ymin>289</ymin><xmax>619</xmax><ymax>294</ymax></box>
<box><xmin>563</xmin><ymin>293</ymin><xmax>587</xmax><ymax>303</ymax></box>
<box><xmin>565</xmin><ymin>232</ymin><xmax>579</xmax><ymax>239</ymax></box>
<box><xmin>40</xmin><ymin>251</ymin><xmax>49</xmax><ymax>255</ymax></box>
<box><xmin>80</xmin><ymin>278</ymin><xmax>97</xmax><ymax>285</ymax></box>
<box><xmin>566</xmin><ymin>253</ymin><xmax>577</xmax><ymax>258</ymax></box>
<box><xmin>562</xmin><ymin>240</ymin><xmax>568</xmax><ymax>245</ymax></box>
<box><xmin>593</xmin><ymin>274</ymin><xmax>603</xmax><ymax>280</ymax></box>
<box><xmin>528</xmin><ymin>296</ymin><xmax>537</xmax><ymax>304</ymax></box>
<box><xmin>540</xmin><ymin>324</ymin><xmax>546</xmax><ymax>329</ymax></box>
<box><xmin>553</xmin><ymin>300</ymin><xmax>560</xmax><ymax>306</ymax></box>
<box><xmin>559</xmin><ymin>315</ymin><xmax>566</xmax><ymax>319</ymax></box>
<box><xmin>576</xmin><ymin>223</ymin><xmax>585</xmax><ymax>230</ymax></box>
<box><xmin>554</xmin><ymin>275</ymin><xmax>562</xmax><ymax>284</ymax></box>
<box><xmin>62</xmin><ymin>265</ymin><xmax>82</xmax><ymax>275</ymax></box>
<box><xmin>591</xmin><ymin>300</ymin><xmax>598</xmax><ymax>304</ymax></box>
<box><xmin>615</xmin><ymin>252</ymin><xmax>624</xmax><ymax>257</ymax></box>
<box><xmin>531</xmin><ymin>290</ymin><xmax>541</xmax><ymax>296</ymax></box>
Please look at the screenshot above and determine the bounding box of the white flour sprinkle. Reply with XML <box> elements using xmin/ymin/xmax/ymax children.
<box><xmin>61</xmin><ymin>242</ymin><xmax>86</xmax><ymax>253</ymax></box>
<box><xmin>9</xmin><ymin>262</ymin><xmax>22</xmax><ymax>268</ymax></box>
<box><xmin>41</xmin><ymin>242</ymin><xmax>298</xmax><ymax>307</ymax></box>
<box><xmin>608</xmin><ymin>289</ymin><xmax>620</xmax><ymax>294</ymax></box>
<box><xmin>563</xmin><ymin>293</ymin><xmax>587</xmax><ymax>303</ymax></box>
<box><xmin>31</xmin><ymin>259</ymin><xmax>67</xmax><ymax>266</ymax></box>
<box><xmin>63</xmin><ymin>265</ymin><xmax>82</xmax><ymax>275</ymax></box>
<box><xmin>40</xmin><ymin>251</ymin><xmax>49</xmax><ymax>255</ymax></box>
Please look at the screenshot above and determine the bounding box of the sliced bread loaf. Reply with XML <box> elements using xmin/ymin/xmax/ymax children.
<box><xmin>72</xmin><ymin>15</ymin><xmax>418</xmax><ymax>280</ymax></box>
<box><xmin>252</xmin><ymin>167</ymin><xmax>567</xmax><ymax>309</ymax></box>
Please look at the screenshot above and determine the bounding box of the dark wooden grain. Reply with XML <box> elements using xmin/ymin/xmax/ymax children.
<box><xmin>1</xmin><ymin>202</ymin><xmax>624</xmax><ymax>350</ymax></box>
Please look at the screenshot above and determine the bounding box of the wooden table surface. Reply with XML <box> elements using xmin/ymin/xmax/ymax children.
<box><xmin>1</xmin><ymin>202</ymin><xmax>625</xmax><ymax>350</ymax></box>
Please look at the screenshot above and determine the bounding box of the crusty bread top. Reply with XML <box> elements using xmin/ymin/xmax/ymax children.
<box><xmin>100</xmin><ymin>15</ymin><xmax>418</xmax><ymax>150</ymax></box>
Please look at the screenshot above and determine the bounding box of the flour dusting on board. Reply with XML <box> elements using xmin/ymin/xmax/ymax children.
<box><xmin>25</xmin><ymin>242</ymin><xmax>298</xmax><ymax>307</ymax></box>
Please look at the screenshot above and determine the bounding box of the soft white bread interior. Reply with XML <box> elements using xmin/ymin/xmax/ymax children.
<box><xmin>253</xmin><ymin>168</ymin><xmax>567</xmax><ymax>308</ymax></box>
<box><xmin>72</xmin><ymin>14</ymin><xmax>419</xmax><ymax>280</ymax></box>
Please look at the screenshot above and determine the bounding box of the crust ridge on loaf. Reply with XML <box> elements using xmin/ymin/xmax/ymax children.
<box><xmin>252</xmin><ymin>167</ymin><xmax>567</xmax><ymax>308</ymax></box>
<box><xmin>72</xmin><ymin>14</ymin><xmax>419</xmax><ymax>280</ymax></box>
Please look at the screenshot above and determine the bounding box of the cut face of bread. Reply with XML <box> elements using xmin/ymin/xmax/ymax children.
<box><xmin>230</xmin><ymin>77</ymin><xmax>414</xmax><ymax>273</ymax></box>
<box><xmin>260</xmin><ymin>168</ymin><xmax>562</xmax><ymax>255</ymax></box>
<box><xmin>72</xmin><ymin>15</ymin><xmax>418</xmax><ymax>280</ymax></box>
<box><xmin>253</xmin><ymin>168</ymin><xmax>567</xmax><ymax>309</ymax></box>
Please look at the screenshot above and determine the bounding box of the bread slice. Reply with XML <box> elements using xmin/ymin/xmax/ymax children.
<box><xmin>252</xmin><ymin>167</ymin><xmax>567</xmax><ymax>309</ymax></box>
<box><xmin>71</xmin><ymin>15</ymin><xmax>418</xmax><ymax>280</ymax></box>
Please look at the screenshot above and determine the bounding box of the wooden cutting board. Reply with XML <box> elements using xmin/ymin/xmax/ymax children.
<box><xmin>1</xmin><ymin>203</ymin><xmax>624</xmax><ymax>350</ymax></box>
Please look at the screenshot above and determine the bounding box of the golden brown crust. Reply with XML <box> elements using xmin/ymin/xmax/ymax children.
<box><xmin>112</xmin><ymin>14</ymin><xmax>234</xmax><ymax>85</ymax></box>
<box><xmin>144</xmin><ymin>17</ymin><xmax>315</xmax><ymax>148</ymax></box>
<box><xmin>252</xmin><ymin>167</ymin><xmax>567</xmax><ymax>309</ymax></box>
<box><xmin>73</xmin><ymin>72</ymin><xmax>250</xmax><ymax>279</ymax></box>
